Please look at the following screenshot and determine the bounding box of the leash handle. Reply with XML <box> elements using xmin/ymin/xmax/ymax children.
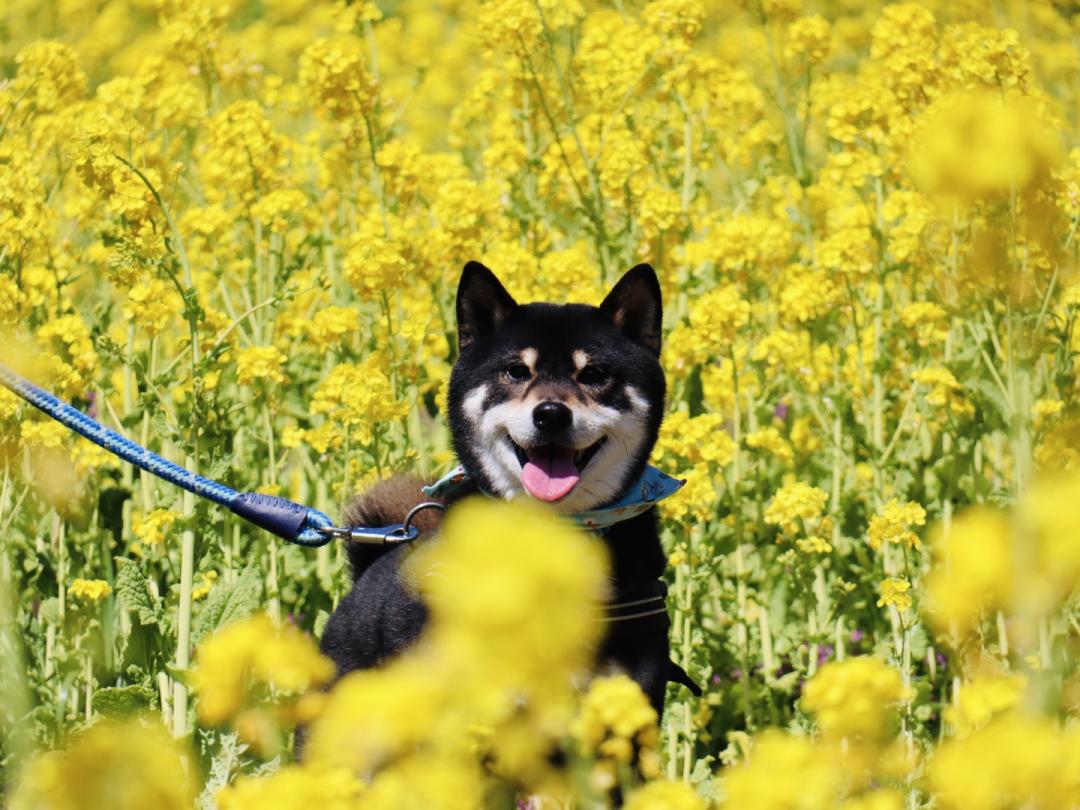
<box><xmin>0</xmin><ymin>362</ymin><xmax>338</xmax><ymax>546</ymax></box>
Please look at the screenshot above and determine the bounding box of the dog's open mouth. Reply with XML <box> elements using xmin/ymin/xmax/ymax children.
<box><xmin>508</xmin><ymin>437</ymin><xmax>607</xmax><ymax>502</ymax></box>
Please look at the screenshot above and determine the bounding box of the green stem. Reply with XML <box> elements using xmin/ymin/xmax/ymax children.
<box><xmin>172</xmin><ymin>456</ymin><xmax>196</xmax><ymax>738</ymax></box>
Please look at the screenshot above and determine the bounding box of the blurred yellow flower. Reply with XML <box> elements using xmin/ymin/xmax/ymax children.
<box><xmin>69</xmin><ymin>578</ymin><xmax>112</xmax><ymax>602</ymax></box>
<box><xmin>923</xmin><ymin>507</ymin><xmax>1012</xmax><ymax>637</ymax></box>
<box><xmin>572</xmin><ymin>675</ymin><xmax>659</xmax><ymax>768</ymax></box>
<box><xmin>217</xmin><ymin>765</ymin><xmax>363</xmax><ymax>810</ymax></box>
<box><xmin>190</xmin><ymin>613</ymin><xmax>335</xmax><ymax>727</ymax></box>
<box><xmin>624</xmin><ymin>779</ymin><xmax>706</xmax><ymax>810</ymax></box>
<box><xmin>723</xmin><ymin>730</ymin><xmax>841</xmax><ymax>810</ymax></box>
<box><xmin>11</xmin><ymin>719</ymin><xmax>194</xmax><ymax>810</ymax></box>
<box><xmin>927</xmin><ymin>712</ymin><xmax>1080</xmax><ymax>810</ymax></box>
<box><xmin>910</xmin><ymin>92</ymin><xmax>1061</xmax><ymax>206</ymax></box>
<box><xmin>944</xmin><ymin>673</ymin><xmax>1027</xmax><ymax>738</ymax></box>
<box><xmin>235</xmin><ymin>346</ymin><xmax>288</xmax><ymax>386</ymax></box>
<box><xmin>802</xmin><ymin>658</ymin><xmax>908</xmax><ymax>741</ymax></box>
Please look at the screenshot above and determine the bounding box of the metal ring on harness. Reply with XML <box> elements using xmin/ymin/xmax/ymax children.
<box><xmin>316</xmin><ymin>501</ymin><xmax>445</xmax><ymax>546</ymax></box>
<box><xmin>400</xmin><ymin>501</ymin><xmax>445</xmax><ymax>535</ymax></box>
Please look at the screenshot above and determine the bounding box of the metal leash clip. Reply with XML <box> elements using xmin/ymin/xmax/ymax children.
<box><xmin>316</xmin><ymin>501</ymin><xmax>446</xmax><ymax>546</ymax></box>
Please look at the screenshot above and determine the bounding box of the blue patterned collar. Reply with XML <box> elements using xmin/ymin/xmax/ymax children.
<box><xmin>421</xmin><ymin>464</ymin><xmax>685</xmax><ymax>531</ymax></box>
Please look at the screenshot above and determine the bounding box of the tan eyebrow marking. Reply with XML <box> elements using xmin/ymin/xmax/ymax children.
<box><xmin>572</xmin><ymin>350</ymin><xmax>590</xmax><ymax>371</ymax></box>
<box><xmin>520</xmin><ymin>348</ymin><xmax>538</xmax><ymax>372</ymax></box>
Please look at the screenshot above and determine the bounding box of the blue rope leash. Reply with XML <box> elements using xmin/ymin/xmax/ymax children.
<box><xmin>0</xmin><ymin>362</ymin><xmax>347</xmax><ymax>547</ymax></box>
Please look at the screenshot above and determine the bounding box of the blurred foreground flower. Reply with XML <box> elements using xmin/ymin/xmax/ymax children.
<box><xmin>910</xmin><ymin>91</ymin><xmax>1061</xmax><ymax>206</ymax></box>
<box><xmin>11</xmin><ymin>719</ymin><xmax>194</xmax><ymax>810</ymax></box>
<box><xmin>924</xmin><ymin>472</ymin><xmax>1080</xmax><ymax>641</ymax></box>
<box><xmin>802</xmin><ymin>658</ymin><xmax>909</xmax><ymax>742</ymax></box>
<box><xmin>191</xmin><ymin>612</ymin><xmax>335</xmax><ymax>753</ymax></box>
<box><xmin>234</xmin><ymin>498</ymin><xmax>612</xmax><ymax>802</ymax></box>
<box><xmin>927</xmin><ymin>712</ymin><xmax>1080</xmax><ymax>810</ymax></box>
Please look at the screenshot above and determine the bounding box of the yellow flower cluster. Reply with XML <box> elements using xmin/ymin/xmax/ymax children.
<box><xmin>624</xmin><ymin>779</ymin><xmax>707</xmax><ymax>810</ymax></box>
<box><xmin>131</xmin><ymin>508</ymin><xmax>179</xmax><ymax>552</ymax></box>
<box><xmin>571</xmin><ymin>675</ymin><xmax>661</xmax><ymax>785</ymax></box>
<box><xmin>866</xmin><ymin>499</ymin><xmax>926</xmax><ymax>551</ymax></box>
<box><xmin>68</xmin><ymin>578</ymin><xmax>112</xmax><ymax>603</ymax></box>
<box><xmin>235</xmin><ymin>346</ymin><xmax>288</xmax><ymax>386</ymax></box>
<box><xmin>943</xmin><ymin>673</ymin><xmax>1027</xmax><ymax>738</ymax></box>
<box><xmin>303</xmin><ymin>355</ymin><xmax>409</xmax><ymax>450</ymax></box>
<box><xmin>911</xmin><ymin>368</ymin><xmax>973</xmax><ymax>419</ymax></box>
<box><xmin>269</xmin><ymin>498</ymin><xmax>609</xmax><ymax>798</ymax></box>
<box><xmin>877</xmin><ymin>577</ymin><xmax>912</xmax><ymax>613</ymax></box>
<box><xmin>11</xmin><ymin>719</ymin><xmax>194</xmax><ymax>810</ymax></box>
<box><xmin>927</xmin><ymin>712</ymin><xmax>1080</xmax><ymax>810</ymax></box>
<box><xmin>190</xmin><ymin>613</ymin><xmax>335</xmax><ymax>729</ymax></box>
<box><xmin>925</xmin><ymin>472</ymin><xmax>1080</xmax><ymax>639</ymax></box>
<box><xmin>801</xmin><ymin>657</ymin><xmax>909</xmax><ymax>741</ymax></box>
<box><xmin>764</xmin><ymin>481</ymin><xmax>830</xmax><ymax>544</ymax></box>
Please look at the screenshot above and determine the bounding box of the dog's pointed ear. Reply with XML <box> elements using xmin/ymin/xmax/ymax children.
<box><xmin>457</xmin><ymin>261</ymin><xmax>518</xmax><ymax>351</ymax></box>
<box><xmin>599</xmin><ymin>264</ymin><xmax>663</xmax><ymax>355</ymax></box>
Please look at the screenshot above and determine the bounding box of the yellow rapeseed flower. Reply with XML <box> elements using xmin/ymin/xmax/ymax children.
<box><xmin>408</xmin><ymin>497</ymin><xmax>609</xmax><ymax>707</ymax></box>
<box><xmin>217</xmin><ymin>765</ymin><xmax>363</xmax><ymax>810</ymax></box>
<box><xmin>624</xmin><ymin>779</ymin><xmax>706</xmax><ymax>810</ymax></box>
<box><xmin>190</xmin><ymin>613</ymin><xmax>335</xmax><ymax>727</ymax></box>
<box><xmin>11</xmin><ymin>719</ymin><xmax>194</xmax><ymax>810</ymax></box>
<box><xmin>910</xmin><ymin>92</ymin><xmax>1061</xmax><ymax>207</ymax></box>
<box><xmin>572</xmin><ymin>675</ymin><xmax>659</xmax><ymax>769</ymax></box>
<box><xmin>801</xmin><ymin>658</ymin><xmax>908</xmax><ymax>741</ymax></box>
<box><xmin>723</xmin><ymin>730</ymin><xmax>841</xmax><ymax>810</ymax></box>
<box><xmin>866</xmin><ymin>499</ymin><xmax>926</xmax><ymax>551</ymax></box>
<box><xmin>68</xmin><ymin>578</ymin><xmax>112</xmax><ymax>602</ymax></box>
<box><xmin>877</xmin><ymin>577</ymin><xmax>912</xmax><ymax>612</ymax></box>
<box><xmin>927</xmin><ymin>712</ymin><xmax>1080</xmax><ymax>810</ymax></box>
<box><xmin>944</xmin><ymin>673</ymin><xmax>1027</xmax><ymax>738</ymax></box>
<box><xmin>764</xmin><ymin>481</ymin><xmax>828</xmax><ymax>537</ymax></box>
<box><xmin>923</xmin><ymin>506</ymin><xmax>1012</xmax><ymax>637</ymax></box>
<box><xmin>132</xmin><ymin>508</ymin><xmax>178</xmax><ymax>549</ymax></box>
<box><xmin>234</xmin><ymin>345</ymin><xmax>287</xmax><ymax>386</ymax></box>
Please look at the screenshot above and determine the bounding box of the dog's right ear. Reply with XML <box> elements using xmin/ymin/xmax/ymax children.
<box><xmin>457</xmin><ymin>261</ymin><xmax>518</xmax><ymax>351</ymax></box>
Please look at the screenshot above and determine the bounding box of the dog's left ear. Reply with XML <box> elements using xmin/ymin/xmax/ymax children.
<box><xmin>599</xmin><ymin>264</ymin><xmax>663</xmax><ymax>355</ymax></box>
<box><xmin>457</xmin><ymin>261</ymin><xmax>518</xmax><ymax>351</ymax></box>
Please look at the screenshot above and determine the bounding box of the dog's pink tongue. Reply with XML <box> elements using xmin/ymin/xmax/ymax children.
<box><xmin>521</xmin><ymin>446</ymin><xmax>579</xmax><ymax>501</ymax></box>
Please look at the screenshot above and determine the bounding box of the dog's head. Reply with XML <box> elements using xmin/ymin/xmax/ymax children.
<box><xmin>447</xmin><ymin>261</ymin><xmax>665</xmax><ymax>513</ymax></box>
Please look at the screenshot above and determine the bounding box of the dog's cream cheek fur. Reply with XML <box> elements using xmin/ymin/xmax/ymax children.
<box><xmin>462</xmin><ymin>385</ymin><xmax>529</xmax><ymax>499</ymax></box>
<box><xmin>555</xmin><ymin>385</ymin><xmax>649</xmax><ymax>512</ymax></box>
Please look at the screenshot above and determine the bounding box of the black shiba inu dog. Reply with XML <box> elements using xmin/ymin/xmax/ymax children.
<box><xmin>320</xmin><ymin>261</ymin><xmax>698</xmax><ymax>713</ymax></box>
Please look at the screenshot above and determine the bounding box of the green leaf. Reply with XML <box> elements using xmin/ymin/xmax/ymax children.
<box><xmin>192</xmin><ymin>562</ymin><xmax>263</xmax><ymax>646</ymax></box>
<box><xmin>39</xmin><ymin>597</ymin><xmax>60</xmax><ymax>625</ymax></box>
<box><xmin>313</xmin><ymin>609</ymin><xmax>330</xmax><ymax>639</ymax></box>
<box><xmin>94</xmin><ymin>684</ymin><xmax>158</xmax><ymax>717</ymax></box>
<box><xmin>114</xmin><ymin>557</ymin><xmax>162</xmax><ymax>626</ymax></box>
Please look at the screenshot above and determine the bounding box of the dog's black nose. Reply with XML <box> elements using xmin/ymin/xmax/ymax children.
<box><xmin>533</xmin><ymin>401</ymin><xmax>572</xmax><ymax>432</ymax></box>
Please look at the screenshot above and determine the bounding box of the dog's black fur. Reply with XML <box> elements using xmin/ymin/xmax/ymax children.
<box><xmin>320</xmin><ymin>262</ymin><xmax>696</xmax><ymax>714</ymax></box>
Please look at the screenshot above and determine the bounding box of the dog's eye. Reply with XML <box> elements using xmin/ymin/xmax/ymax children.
<box><xmin>504</xmin><ymin>363</ymin><xmax>531</xmax><ymax>382</ymax></box>
<box><xmin>577</xmin><ymin>365</ymin><xmax>608</xmax><ymax>385</ymax></box>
